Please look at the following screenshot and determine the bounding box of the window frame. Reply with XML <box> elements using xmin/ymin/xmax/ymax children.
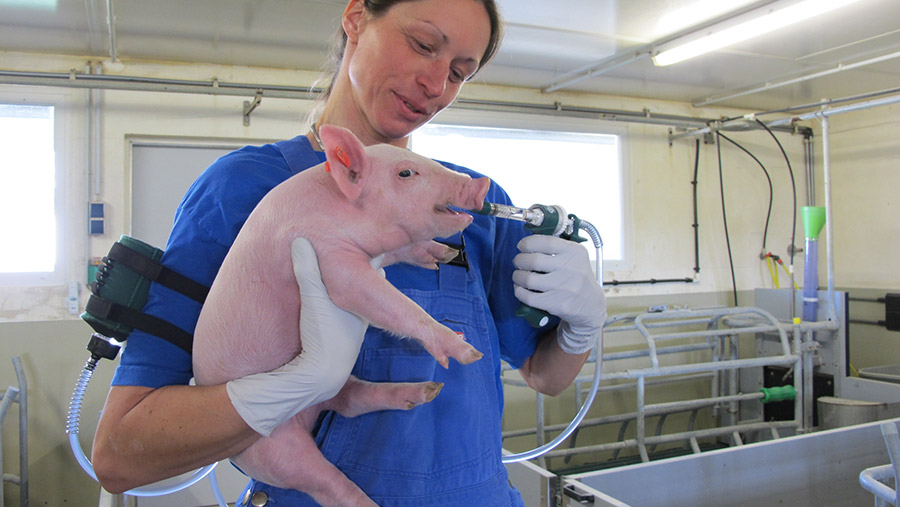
<box><xmin>414</xmin><ymin>107</ymin><xmax>631</xmax><ymax>271</ymax></box>
<box><xmin>0</xmin><ymin>90</ymin><xmax>74</xmax><ymax>286</ymax></box>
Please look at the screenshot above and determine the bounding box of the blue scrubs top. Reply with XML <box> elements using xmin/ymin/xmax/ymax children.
<box><xmin>112</xmin><ymin>135</ymin><xmax>544</xmax><ymax>506</ymax></box>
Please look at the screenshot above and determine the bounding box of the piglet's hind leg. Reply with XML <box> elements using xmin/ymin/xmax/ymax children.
<box><xmin>322</xmin><ymin>375</ymin><xmax>443</xmax><ymax>418</ymax></box>
<box><xmin>231</xmin><ymin>416</ymin><xmax>377</xmax><ymax>507</ymax></box>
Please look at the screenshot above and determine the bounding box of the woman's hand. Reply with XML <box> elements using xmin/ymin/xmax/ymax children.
<box><xmin>513</xmin><ymin>235</ymin><xmax>607</xmax><ymax>354</ymax></box>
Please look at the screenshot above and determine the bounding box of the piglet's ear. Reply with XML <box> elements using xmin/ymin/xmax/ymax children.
<box><xmin>318</xmin><ymin>124</ymin><xmax>370</xmax><ymax>202</ymax></box>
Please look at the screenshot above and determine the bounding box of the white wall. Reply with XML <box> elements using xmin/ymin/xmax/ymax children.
<box><xmin>0</xmin><ymin>50</ymin><xmax>897</xmax><ymax>505</ymax></box>
<box><xmin>0</xmin><ymin>51</ymin><xmax>821</xmax><ymax>320</ymax></box>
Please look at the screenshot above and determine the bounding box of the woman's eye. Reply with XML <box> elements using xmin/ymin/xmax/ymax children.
<box><xmin>399</xmin><ymin>169</ymin><xmax>413</xmax><ymax>178</ymax></box>
<box><xmin>413</xmin><ymin>38</ymin><xmax>432</xmax><ymax>53</ymax></box>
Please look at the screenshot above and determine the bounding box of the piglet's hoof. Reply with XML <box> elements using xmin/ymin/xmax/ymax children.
<box><xmin>408</xmin><ymin>382</ymin><xmax>444</xmax><ymax>409</ymax></box>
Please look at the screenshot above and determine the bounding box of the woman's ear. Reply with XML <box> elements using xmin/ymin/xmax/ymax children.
<box><xmin>342</xmin><ymin>0</ymin><xmax>367</xmax><ymax>44</ymax></box>
<box><xmin>319</xmin><ymin>124</ymin><xmax>370</xmax><ymax>202</ymax></box>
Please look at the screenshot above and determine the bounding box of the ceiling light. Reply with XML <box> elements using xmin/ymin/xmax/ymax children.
<box><xmin>652</xmin><ymin>0</ymin><xmax>863</xmax><ymax>66</ymax></box>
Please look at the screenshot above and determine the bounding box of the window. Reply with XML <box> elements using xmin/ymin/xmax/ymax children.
<box><xmin>0</xmin><ymin>103</ymin><xmax>58</xmax><ymax>278</ymax></box>
<box><xmin>411</xmin><ymin>123</ymin><xmax>624</xmax><ymax>265</ymax></box>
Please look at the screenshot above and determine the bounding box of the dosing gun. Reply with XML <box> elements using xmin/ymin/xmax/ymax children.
<box><xmin>473</xmin><ymin>202</ymin><xmax>603</xmax><ymax>327</ymax></box>
<box><xmin>475</xmin><ymin>201</ymin><xmax>605</xmax><ymax>465</ymax></box>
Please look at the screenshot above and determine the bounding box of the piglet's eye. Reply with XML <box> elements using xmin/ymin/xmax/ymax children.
<box><xmin>399</xmin><ymin>169</ymin><xmax>413</xmax><ymax>178</ymax></box>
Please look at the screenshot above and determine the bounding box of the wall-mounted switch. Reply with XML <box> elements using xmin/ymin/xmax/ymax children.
<box><xmin>68</xmin><ymin>281</ymin><xmax>80</xmax><ymax>315</ymax></box>
<box><xmin>89</xmin><ymin>201</ymin><xmax>105</xmax><ymax>235</ymax></box>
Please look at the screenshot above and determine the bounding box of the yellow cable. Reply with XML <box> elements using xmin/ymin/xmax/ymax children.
<box><xmin>766</xmin><ymin>257</ymin><xmax>779</xmax><ymax>288</ymax></box>
<box><xmin>780</xmin><ymin>263</ymin><xmax>800</xmax><ymax>289</ymax></box>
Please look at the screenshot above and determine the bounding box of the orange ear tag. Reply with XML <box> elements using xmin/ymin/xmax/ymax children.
<box><xmin>324</xmin><ymin>161</ymin><xmax>331</xmax><ymax>173</ymax></box>
<box><xmin>335</xmin><ymin>146</ymin><xmax>351</xmax><ymax>167</ymax></box>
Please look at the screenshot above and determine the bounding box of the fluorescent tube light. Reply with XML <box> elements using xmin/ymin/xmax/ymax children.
<box><xmin>652</xmin><ymin>0</ymin><xmax>862</xmax><ymax>66</ymax></box>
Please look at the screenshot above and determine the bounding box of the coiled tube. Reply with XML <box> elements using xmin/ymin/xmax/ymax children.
<box><xmin>578</xmin><ymin>219</ymin><xmax>604</xmax><ymax>286</ymax></box>
<box><xmin>66</xmin><ymin>354</ymin><xmax>221</xmax><ymax>499</ymax></box>
<box><xmin>67</xmin><ymin>358</ymin><xmax>98</xmax><ymax>479</ymax></box>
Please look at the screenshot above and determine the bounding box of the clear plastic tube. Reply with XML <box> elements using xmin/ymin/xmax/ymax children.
<box><xmin>67</xmin><ymin>357</ymin><xmax>224</xmax><ymax>503</ymax></box>
<box><xmin>502</xmin><ymin>220</ymin><xmax>605</xmax><ymax>464</ymax></box>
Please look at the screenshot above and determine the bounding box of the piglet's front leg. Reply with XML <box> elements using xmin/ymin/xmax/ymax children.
<box><xmin>322</xmin><ymin>259</ymin><xmax>482</xmax><ymax>368</ymax></box>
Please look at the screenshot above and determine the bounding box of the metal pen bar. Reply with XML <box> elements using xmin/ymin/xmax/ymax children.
<box><xmin>502</xmin><ymin>343</ymin><xmax>716</xmax><ymax>388</ymax></box>
<box><xmin>599</xmin><ymin>355</ymin><xmax>799</xmax><ymax>381</ymax></box>
<box><xmin>542</xmin><ymin>421</ymin><xmax>799</xmax><ymax>459</ymax></box>
<box><xmin>605</xmin><ymin>316</ymin><xmax>723</xmax><ymax>333</ymax></box>
<box><xmin>601</xmin><ymin>342</ymin><xmax>715</xmax><ymax>363</ymax></box>
<box><xmin>575</xmin><ymin>373</ymin><xmax>716</xmax><ymax>400</ymax></box>
<box><xmin>13</xmin><ymin>357</ymin><xmax>27</xmax><ymax>507</ymax></box>
<box><xmin>504</xmin><ymin>390</ymin><xmax>769</xmax><ymax>439</ymax></box>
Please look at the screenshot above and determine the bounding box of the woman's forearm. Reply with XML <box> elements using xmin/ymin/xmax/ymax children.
<box><xmin>92</xmin><ymin>383</ymin><xmax>260</xmax><ymax>494</ymax></box>
<box><xmin>517</xmin><ymin>329</ymin><xmax>591</xmax><ymax>396</ymax></box>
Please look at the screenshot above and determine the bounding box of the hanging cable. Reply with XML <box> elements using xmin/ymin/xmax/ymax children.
<box><xmin>755</xmin><ymin>119</ymin><xmax>798</xmax><ymax>269</ymax></box>
<box><xmin>715</xmin><ymin>133</ymin><xmax>739</xmax><ymax>307</ymax></box>
<box><xmin>716</xmin><ymin>132</ymin><xmax>774</xmax><ymax>255</ymax></box>
<box><xmin>691</xmin><ymin>138</ymin><xmax>701</xmax><ymax>275</ymax></box>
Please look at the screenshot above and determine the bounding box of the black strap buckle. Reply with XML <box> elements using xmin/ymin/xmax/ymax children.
<box><xmin>436</xmin><ymin>234</ymin><xmax>469</xmax><ymax>271</ymax></box>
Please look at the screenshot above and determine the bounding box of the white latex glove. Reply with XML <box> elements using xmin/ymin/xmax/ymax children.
<box><xmin>226</xmin><ymin>237</ymin><xmax>373</xmax><ymax>437</ymax></box>
<box><xmin>512</xmin><ymin>235</ymin><xmax>607</xmax><ymax>355</ymax></box>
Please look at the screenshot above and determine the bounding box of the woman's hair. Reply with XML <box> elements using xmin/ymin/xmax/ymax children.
<box><xmin>306</xmin><ymin>0</ymin><xmax>502</xmax><ymax>125</ymax></box>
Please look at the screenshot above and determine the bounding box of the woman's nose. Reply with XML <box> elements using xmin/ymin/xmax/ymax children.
<box><xmin>418</xmin><ymin>60</ymin><xmax>448</xmax><ymax>98</ymax></box>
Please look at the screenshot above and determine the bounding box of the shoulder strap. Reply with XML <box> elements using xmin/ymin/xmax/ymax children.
<box><xmin>85</xmin><ymin>295</ymin><xmax>194</xmax><ymax>354</ymax></box>
<box><xmin>108</xmin><ymin>242</ymin><xmax>209</xmax><ymax>304</ymax></box>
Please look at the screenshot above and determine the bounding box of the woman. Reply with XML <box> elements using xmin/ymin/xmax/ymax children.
<box><xmin>91</xmin><ymin>0</ymin><xmax>606</xmax><ymax>505</ymax></box>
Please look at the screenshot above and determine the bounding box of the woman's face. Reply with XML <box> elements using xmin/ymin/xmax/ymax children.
<box><xmin>343</xmin><ymin>0</ymin><xmax>492</xmax><ymax>143</ymax></box>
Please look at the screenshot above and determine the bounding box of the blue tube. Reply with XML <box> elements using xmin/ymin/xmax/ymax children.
<box><xmin>802</xmin><ymin>237</ymin><xmax>819</xmax><ymax>322</ymax></box>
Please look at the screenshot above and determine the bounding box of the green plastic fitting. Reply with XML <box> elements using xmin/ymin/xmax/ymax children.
<box><xmin>759</xmin><ymin>385</ymin><xmax>797</xmax><ymax>404</ymax></box>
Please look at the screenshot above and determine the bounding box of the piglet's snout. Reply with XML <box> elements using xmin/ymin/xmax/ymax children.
<box><xmin>453</xmin><ymin>176</ymin><xmax>490</xmax><ymax>212</ymax></box>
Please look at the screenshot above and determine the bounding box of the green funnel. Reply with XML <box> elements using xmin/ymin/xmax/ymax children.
<box><xmin>802</xmin><ymin>206</ymin><xmax>826</xmax><ymax>240</ymax></box>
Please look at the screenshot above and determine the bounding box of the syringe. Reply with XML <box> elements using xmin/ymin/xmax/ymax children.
<box><xmin>474</xmin><ymin>202</ymin><xmax>572</xmax><ymax>239</ymax></box>
<box><xmin>474</xmin><ymin>202</ymin><xmax>543</xmax><ymax>224</ymax></box>
<box><xmin>474</xmin><ymin>201</ymin><xmax>601</xmax><ymax>327</ymax></box>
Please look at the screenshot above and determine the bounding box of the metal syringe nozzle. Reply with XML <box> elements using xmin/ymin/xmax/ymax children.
<box><xmin>474</xmin><ymin>202</ymin><xmax>544</xmax><ymax>226</ymax></box>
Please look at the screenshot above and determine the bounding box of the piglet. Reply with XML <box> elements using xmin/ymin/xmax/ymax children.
<box><xmin>192</xmin><ymin>124</ymin><xmax>491</xmax><ymax>506</ymax></box>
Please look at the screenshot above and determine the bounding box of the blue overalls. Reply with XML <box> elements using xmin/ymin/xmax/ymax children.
<box><xmin>237</xmin><ymin>229</ymin><xmax>532</xmax><ymax>506</ymax></box>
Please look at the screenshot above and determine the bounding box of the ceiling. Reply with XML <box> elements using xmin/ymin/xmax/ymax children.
<box><xmin>1</xmin><ymin>0</ymin><xmax>899</xmax><ymax>112</ymax></box>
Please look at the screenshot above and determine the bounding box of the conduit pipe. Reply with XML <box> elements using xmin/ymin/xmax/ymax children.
<box><xmin>669</xmin><ymin>90</ymin><xmax>900</xmax><ymax>143</ymax></box>
<box><xmin>92</xmin><ymin>63</ymin><xmax>102</xmax><ymax>197</ymax></box>
<box><xmin>1</xmin><ymin>68</ymin><xmax>769</xmax><ymax>130</ymax></box>
<box><xmin>106</xmin><ymin>0</ymin><xmax>118</xmax><ymax>63</ymax></box>
<box><xmin>694</xmin><ymin>50</ymin><xmax>900</xmax><ymax>107</ymax></box>
<box><xmin>821</xmin><ymin>114</ymin><xmax>838</xmax><ymax>323</ymax></box>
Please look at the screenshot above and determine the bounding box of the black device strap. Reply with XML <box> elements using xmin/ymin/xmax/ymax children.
<box><xmin>107</xmin><ymin>242</ymin><xmax>209</xmax><ymax>304</ymax></box>
<box><xmin>85</xmin><ymin>295</ymin><xmax>194</xmax><ymax>354</ymax></box>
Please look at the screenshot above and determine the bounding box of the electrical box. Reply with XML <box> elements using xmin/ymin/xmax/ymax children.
<box><xmin>89</xmin><ymin>201</ymin><xmax>105</xmax><ymax>235</ymax></box>
<box><xmin>886</xmin><ymin>293</ymin><xmax>900</xmax><ymax>331</ymax></box>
